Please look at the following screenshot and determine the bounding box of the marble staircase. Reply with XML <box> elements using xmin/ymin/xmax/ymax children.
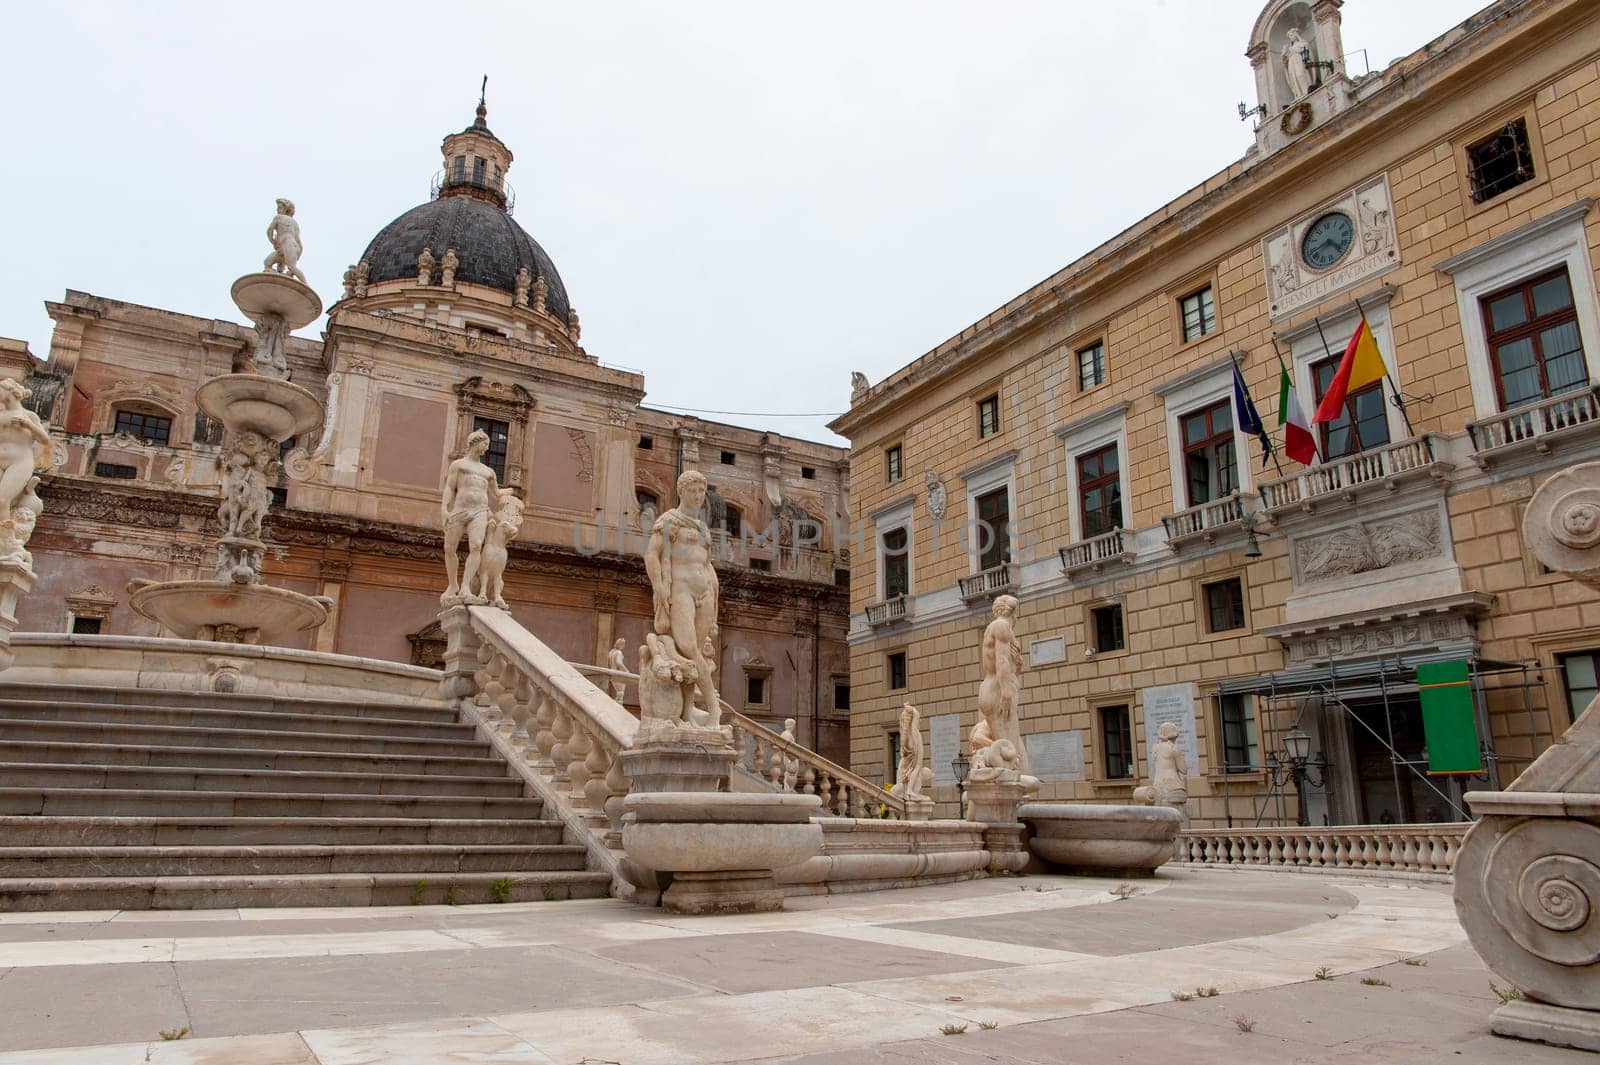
<box><xmin>0</xmin><ymin>682</ymin><xmax>612</xmax><ymax>910</ymax></box>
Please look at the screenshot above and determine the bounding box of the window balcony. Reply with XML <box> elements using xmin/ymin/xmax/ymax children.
<box><xmin>865</xmin><ymin>595</ymin><xmax>911</xmax><ymax>629</ymax></box>
<box><xmin>1257</xmin><ymin>435</ymin><xmax>1447</xmax><ymax>516</ymax></box>
<box><xmin>1059</xmin><ymin>528</ymin><xmax>1134</xmax><ymax>579</ymax></box>
<box><xmin>1466</xmin><ymin>385</ymin><xmax>1600</xmax><ymax>468</ymax></box>
<box><xmin>1162</xmin><ymin>492</ymin><xmax>1255</xmax><ymax>550</ymax></box>
<box><xmin>958</xmin><ymin>562</ymin><xmax>1016</xmax><ymax>603</ymax></box>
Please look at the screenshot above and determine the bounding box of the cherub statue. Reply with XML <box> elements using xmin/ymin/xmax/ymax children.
<box><xmin>417</xmin><ymin>247</ymin><xmax>436</xmax><ymax>287</ymax></box>
<box><xmin>440</xmin><ymin>247</ymin><xmax>459</xmax><ymax>287</ymax></box>
<box><xmin>606</xmin><ymin>637</ymin><xmax>628</xmax><ymax>702</ymax></box>
<box><xmin>441</xmin><ymin>429</ymin><xmax>499</xmax><ymax>604</ymax></box>
<box><xmin>475</xmin><ymin>488</ymin><xmax>523</xmax><ymax>609</ymax></box>
<box><xmin>0</xmin><ymin>379</ymin><xmax>51</xmax><ymax>564</ymax></box>
<box><xmin>263</xmin><ymin>199</ymin><xmax>307</xmax><ymax>284</ymax></box>
<box><xmin>892</xmin><ymin>702</ymin><xmax>926</xmax><ymax>799</ymax></box>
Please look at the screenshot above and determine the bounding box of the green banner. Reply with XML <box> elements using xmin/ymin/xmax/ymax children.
<box><xmin>1416</xmin><ymin>660</ymin><xmax>1482</xmax><ymax>775</ymax></box>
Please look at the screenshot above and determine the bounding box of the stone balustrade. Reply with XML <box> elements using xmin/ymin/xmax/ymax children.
<box><xmin>1175</xmin><ymin>822</ymin><xmax>1468</xmax><ymax>877</ymax></box>
<box><xmin>957</xmin><ymin>562</ymin><xmax>1016</xmax><ymax>602</ymax></box>
<box><xmin>865</xmin><ymin>595</ymin><xmax>910</xmax><ymax>628</ymax></box>
<box><xmin>1258</xmin><ymin>434</ymin><xmax>1441</xmax><ymax>512</ymax></box>
<box><xmin>1059</xmin><ymin>527</ymin><xmax>1133</xmax><ymax>576</ymax></box>
<box><xmin>1466</xmin><ymin>385</ymin><xmax>1600</xmax><ymax>465</ymax></box>
<box><xmin>1161</xmin><ymin>492</ymin><xmax>1252</xmax><ymax>546</ymax></box>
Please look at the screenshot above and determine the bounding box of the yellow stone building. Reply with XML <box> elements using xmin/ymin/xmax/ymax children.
<box><xmin>831</xmin><ymin>0</ymin><xmax>1600</xmax><ymax>828</ymax></box>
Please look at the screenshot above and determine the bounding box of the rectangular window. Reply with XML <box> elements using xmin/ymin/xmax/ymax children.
<box><xmin>1076</xmin><ymin>443</ymin><xmax>1122</xmax><ymax>538</ymax></box>
<box><xmin>1482</xmin><ymin>267</ymin><xmax>1586</xmax><ymax>411</ymax></box>
<box><xmin>472</xmin><ymin>156</ymin><xmax>486</xmax><ymax>185</ymax></box>
<box><xmin>974</xmin><ymin>485</ymin><xmax>1010</xmax><ymax>571</ymax></box>
<box><xmin>801</xmin><ymin>466</ymin><xmax>816</xmax><ymax>479</ymax></box>
<box><xmin>720</xmin><ymin>451</ymin><xmax>736</xmax><ymax>465</ymax></box>
<box><xmin>1204</xmin><ymin>577</ymin><xmax>1246</xmax><ymax>633</ymax></box>
<box><xmin>1077</xmin><ymin>341</ymin><xmax>1106</xmax><ymax>391</ymax></box>
<box><xmin>113</xmin><ymin>410</ymin><xmax>172</xmax><ymax>446</ymax></box>
<box><xmin>637</xmin><ymin>435</ymin><xmax>653</xmax><ymax>450</ymax></box>
<box><xmin>746</xmin><ymin>676</ymin><xmax>767</xmax><ymax>706</ymax></box>
<box><xmin>472</xmin><ymin>416</ymin><xmax>511</xmax><ymax>483</ymax></box>
<box><xmin>70</xmin><ymin>616</ymin><xmax>103</xmax><ymax>635</ymax></box>
<box><xmin>1100</xmin><ymin>704</ymin><xmax>1133</xmax><ymax>779</ymax></box>
<box><xmin>887</xmin><ymin>651</ymin><xmax>908</xmax><ymax>691</ymax></box>
<box><xmin>1180</xmin><ymin>286</ymin><xmax>1217</xmax><ymax>342</ymax></box>
<box><xmin>1182</xmin><ymin>400</ymin><xmax>1237</xmax><ymax>506</ymax></box>
<box><xmin>834</xmin><ymin>568</ymin><xmax>850</xmax><ymax>587</ymax></box>
<box><xmin>881</xmin><ymin>527</ymin><xmax>909</xmax><ymax>599</ymax></box>
<box><xmin>93</xmin><ymin>462</ymin><xmax>137</xmax><ymax>480</ymax></box>
<box><xmin>833</xmin><ymin>680</ymin><xmax>850</xmax><ymax>712</ymax></box>
<box><xmin>1091</xmin><ymin>604</ymin><xmax>1125</xmax><ymax>653</ymax></box>
<box><xmin>268</xmin><ymin>486</ymin><xmax>288</xmax><ymax>509</ymax></box>
<box><xmin>885</xmin><ymin>444</ymin><xmax>903</xmax><ymax>484</ymax></box>
<box><xmin>1313</xmin><ymin>353</ymin><xmax>1390</xmax><ymax>458</ymax></box>
<box><xmin>1467</xmin><ymin>118</ymin><xmax>1535</xmax><ymax>205</ymax></box>
<box><xmin>1559</xmin><ymin>650</ymin><xmax>1600</xmax><ymax>720</ymax></box>
<box><xmin>977</xmin><ymin>394</ymin><xmax>1001</xmax><ymax>438</ymax></box>
<box><xmin>886</xmin><ymin>730</ymin><xmax>901</xmax><ymax>779</ymax></box>
<box><xmin>749</xmin><ymin>557</ymin><xmax>771</xmax><ymax>572</ymax></box>
<box><xmin>1217</xmin><ymin>693</ymin><xmax>1260</xmax><ymax>773</ymax></box>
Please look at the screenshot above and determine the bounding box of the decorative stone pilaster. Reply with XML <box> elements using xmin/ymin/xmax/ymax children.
<box><xmin>438</xmin><ymin>604</ymin><xmax>482</xmax><ymax>706</ymax></box>
<box><xmin>1454</xmin><ymin>462</ymin><xmax>1600</xmax><ymax>1052</ymax></box>
<box><xmin>0</xmin><ymin>558</ymin><xmax>37</xmax><ymax>671</ymax></box>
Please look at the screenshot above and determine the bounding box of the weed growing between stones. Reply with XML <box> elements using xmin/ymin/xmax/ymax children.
<box><xmin>940</xmin><ymin>1023</ymin><xmax>968</xmax><ymax>1036</ymax></box>
<box><xmin>409</xmin><ymin>879</ymin><xmax>427</xmax><ymax>905</ymax></box>
<box><xmin>491</xmin><ymin>877</ymin><xmax>513</xmax><ymax>903</ymax></box>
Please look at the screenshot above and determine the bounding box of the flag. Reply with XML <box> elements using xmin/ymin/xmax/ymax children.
<box><xmin>1277</xmin><ymin>356</ymin><xmax>1318</xmax><ymax>466</ymax></box>
<box><xmin>1231</xmin><ymin>357</ymin><xmax>1273</xmax><ymax>467</ymax></box>
<box><xmin>1312</xmin><ymin>315</ymin><xmax>1388</xmax><ymax>424</ymax></box>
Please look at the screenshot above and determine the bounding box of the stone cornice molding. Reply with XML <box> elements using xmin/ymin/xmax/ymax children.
<box><xmin>1435</xmin><ymin>199</ymin><xmax>1594</xmax><ymax>276</ymax></box>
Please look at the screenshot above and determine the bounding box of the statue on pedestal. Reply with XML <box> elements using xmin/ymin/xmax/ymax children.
<box><xmin>514</xmin><ymin>267</ymin><xmax>532</xmax><ymax>308</ymax></box>
<box><xmin>475</xmin><ymin>488</ymin><xmax>523</xmax><ymax>609</ymax></box>
<box><xmin>0</xmin><ymin>380</ymin><xmax>50</xmax><ymax>565</ymax></box>
<box><xmin>1281</xmin><ymin>26</ymin><xmax>1317</xmax><ymax>101</ymax></box>
<box><xmin>1151</xmin><ymin>720</ymin><xmax>1190</xmax><ymax>826</ymax></box>
<box><xmin>892</xmin><ymin>703</ymin><xmax>927</xmax><ymax>800</ymax></box>
<box><xmin>262</xmin><ymin>199</ymin><xmax>306</xmax><ymax>284</ymax></box>
<box><xmin>780</xmin><ymin>717</ymin><xmax>800</xmax><ymax>791</ymax></box>
<box><xmin>440</xmin><ymin>429</ymin><xmax>499</xmax><ymax>605</ymax></box>
<box><xmin>439</xmin><ymin>248</ymin><xmax>459</xmax><ymax>287</ymax></box>
<box><xmin>417</xmin><ymin>247</ymin><xmax>436</xmax><ymax>287</ymax></box>
<box><xmin>975</xmin><ymin>594</ymin><xmax>1028</xmax><ymax>774</ymax></box>
<box><xmin>606</xmin><ymin>637</ymin><xmax>628</xmax><ymax>702</ymax></box>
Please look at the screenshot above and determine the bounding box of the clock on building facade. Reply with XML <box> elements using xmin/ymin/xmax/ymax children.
<box><xmin>1301</xmin><ymin>211</ymin><xmax>1354</xmax><ymax>269</ymax></box>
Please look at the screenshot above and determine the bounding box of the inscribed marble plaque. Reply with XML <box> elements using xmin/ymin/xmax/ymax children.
<box><xmin>1025</xmin><ymin>730</ymin><xmax>1085</xmax><ymax>781</ymax></box>
<box><xmin>1141</xmin><ymin>682</ymin><xmax>1199</xmax><ymax>775</ymax></box>
<box><xmin>930</xmin><ymin>713</ymin><xmax>961</xmax><ymax>784</ymax></box>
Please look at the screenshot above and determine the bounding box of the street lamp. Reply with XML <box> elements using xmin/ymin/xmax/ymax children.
<box><xmin>1268</xmin><ymin>725</ymin><xmax>1330</xmax><ymax>826</ymax></box>
<box><xmin>951</xmin><ymin>752</ymin><xmax>970</xmax><ymax>787</ymax></box>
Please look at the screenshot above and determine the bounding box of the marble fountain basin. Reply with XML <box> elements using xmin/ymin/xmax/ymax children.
<box><xmin>196</xmin><ymin>374</ymin><xmax>323</xmax><ymax>441</ymax></box>
<box><xmin>128</xmin><ymin>580</ymin><xmax>332</xmax><ymax>645</ymax></box>
<box><xmin>1019</xmin><ymin>802</ymin><xmax>1183</xmax><ymax>876</ymax></box>
<box><xmin>622</xmin><ymin>792</ymin><xmax>823</xmax><ymax>874</ymax></box>
<box><xmin>230</xmin><ymin>271</ymin><xmax>322</xmax><ymax>331</ymax></box>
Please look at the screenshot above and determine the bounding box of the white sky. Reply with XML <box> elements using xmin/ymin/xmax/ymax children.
<box><xmin>2</xmin><ymin>1</ymin><xmax>1487</xmax><ymax>445</ymax></box>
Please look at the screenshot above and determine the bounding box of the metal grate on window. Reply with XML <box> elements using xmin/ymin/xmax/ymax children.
<box><xmin>1467</xmin><ymin>119</ymin><xmax>1535</xmax><ymax>205</ymax></box>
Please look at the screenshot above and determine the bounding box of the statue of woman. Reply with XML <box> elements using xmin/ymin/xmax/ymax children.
<box><xmin>893</xmin><ymin>703</ymin><xmax>926</xmax><ymax>799</ymax></box>
<box><xmin>1151</xmin><ymin>720</ymin><xmax>1190</xmax><ymax>809</ymax></box>
<box><xmin>975</xmin><ymin>594</ymin><xmax>1027</xmax><ymax>773</ymax></box>
<box><xmin>0</xmin><ymin>379</ymin><xmax>51</xmax><ymax>561</ymax></box>
<box><xmin>1281</xmin><ymin>27</ymin><xmax>1317</xmax><ymax>101</ymax></box>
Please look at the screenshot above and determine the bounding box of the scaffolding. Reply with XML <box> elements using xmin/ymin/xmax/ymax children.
<box><xmin>1211</xmin><ymin>652</ymin><xmax>1550</xmax><ymax>828</ymax></box>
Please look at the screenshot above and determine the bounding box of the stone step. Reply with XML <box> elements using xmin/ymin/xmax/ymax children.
<box><xmin>0</xmin><ymin>761</ymin><xmax>527</xmax><ymax>798</ymax></box>
<box><xmin>0</xmin><ymin>844</ymin><xmax>592</xmax><ymax>877</ymax></box>
<box><xmin>0</xmin><ymin>716</ymin><xmax>490</xmax><ymax>759</ymax></box>
<box><xmin>0</xmin><ymin>700</ymin><xmax>476</xmax><ymax>742</ymax></box>
<box><xmin>0</xmin><ymin>739</ymin><xmax>510</xmax><ymax>778</ymax></box>
<box><xmin>0</xmin><ymin>815</ymin><xmax>567</xmax><ymax>847</ymax></box>
<box><xmin>0</xmin><ymin>684</ymin><xmax>456</xmax><ymax>724</ymax></box>
<box><xmin>0</xmin><ymin>870</ymin><xmax>615</xmax><ymax>911</ymax></box>
<box><xmin>0</xmin><ymin>787</ymin><xmax>548</xmax><ymax>820</ymax></box>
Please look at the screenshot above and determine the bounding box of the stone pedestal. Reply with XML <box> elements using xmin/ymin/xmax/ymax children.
<box><xmin>622</xmin><ymin>792</ymin><xmax>823</xmax><ymax>915</ymax></box>
<box><xmin>962</xmin><ymin>778</ymin><xmax>1035</xmax><ymax>826</ymax></box>
<box><xmin>1490</xmin><ymin>999</ymin><xmax>1600</xmax><ymax>1052</ymax></box>
<box><xmin>438</xmin><ymin>604</ymin><xmax>482</xmax><ymax>704</ymax></box>
<box><xmin>0</xmin><ymin>558</ymin><xmax>36</xmax><ymax>671</ymax></box>
<box><xmin>618</xmin><ymin>739</ymin><xmax>736</xmax><ymax>794</ymax></box>
<box><xmin>903</xmin><ymin>795</ymin><xmax>935</xmax><ymax>822</ymax></box>
<box><xmin>1020</xmin><ymin>802</ymin><xmax>1183</xmax><ymax>877</ymax></box>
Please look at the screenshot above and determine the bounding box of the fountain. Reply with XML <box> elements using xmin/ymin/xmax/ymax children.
<box><xmin>128</xmin><ymin>199</ymin><xmax>332</xmax><ymax>645</ymax></box>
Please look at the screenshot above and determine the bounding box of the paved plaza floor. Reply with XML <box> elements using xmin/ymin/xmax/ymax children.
<box><xmin>0</xmin><ymin>867</ymin><xmax>1589</xmax><ymax>1064</ymax></box>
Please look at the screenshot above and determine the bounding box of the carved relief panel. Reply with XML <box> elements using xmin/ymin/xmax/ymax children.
<box><xmin>1262</xmin><ymin>173</ymin><xmax>1398</xmax><ymax>320</ymax></box>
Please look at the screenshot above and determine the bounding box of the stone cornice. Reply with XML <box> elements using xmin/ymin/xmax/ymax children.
<box><xmin>1434</xmin><ymin>198</ymin><xmax>1595</xmax><ymax>276</ymax></box>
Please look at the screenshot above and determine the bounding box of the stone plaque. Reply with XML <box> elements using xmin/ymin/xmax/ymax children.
<box><xmin>930</xmin><ymin>713</ymin><xmax>961</xmax><ymax>784</ymax></box>
<box><xmin>1141</xmin><ymin>683</ymin><xmax>1199</xmax><ymax>775</ymax></box>
<box><xmin>1029</xmin><ymin>636</ymin><xmax>1066</xmax><ymax>666</ymax></box>
<box><xmin>1025</xmin><ymin>730</ymin><xmax>1085</xmax><ymax>781</ymax></box>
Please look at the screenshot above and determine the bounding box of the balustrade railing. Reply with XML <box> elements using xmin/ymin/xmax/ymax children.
<box><xmin>1258</xmin><ymin>435</ymin><xmax>1438</xmax><ymax>511</ymax></box>
<box><xmin>1175</xmin><ymin>823</ymin><xmax>1468</xmax><ymax>876</ymax></box>
<box><xmin>1059</xmin><ymin>527</ymin><xmax>1131</xmax><ymax>573</ymax></box>
<box><xmin>1161</xmin><ymin>492</ymin><xmax>1251</xmax><ymax>543</ymax></box>
<box><xmin>865</xmin><ymin>595</ymin><xmax>910</xmax><ymax>627</ymax></box>
<box><xmin>957</xmin><ymin>562</ymin><xmax>1015</xmax><ymax>601</ymax></box>
<box><xmin>1466</xmin><ymin>385</ymin><xmax>1600</xmax><ymax>461</ymax></box>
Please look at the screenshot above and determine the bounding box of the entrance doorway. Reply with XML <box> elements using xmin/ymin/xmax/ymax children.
<box><xmin>1344</xmin><ymin>695</ymin><xmax>1457</xmax><ymax>824</ymax></box>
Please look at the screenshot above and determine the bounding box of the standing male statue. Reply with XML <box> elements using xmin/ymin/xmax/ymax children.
<box><xmin>975</xmin><ymin>594</ymin><xmax>1028</xmax><ymax>774</ymax></box>
<box><xmin>643</xmin><ymin>469</ymin><xmax>721</xmax><ymax>725</ymax></box>
<box><xmin>262</xmin><ymin>199</ymin><xmax>306</xmax><ymax>284</ymax></box>
<box><xmin>440</xmin><ymin>429</ymin><xmax>498</xmax><ymax>604</ymax></box>
<box><xmin>606</xmin><ymin>637</ymin><xmax>628</xmax><ymax>702</ymax></box>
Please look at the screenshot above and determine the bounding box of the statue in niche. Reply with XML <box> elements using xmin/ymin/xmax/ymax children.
<box><xmin>440</xmin><ymin>429</ymin><xmax>499</xmax><ymax>605</ymax></box>
<box><xmin>892</xmin><ymin>703</ymin><xmax>927</xmax><ymax>800</ymax></box>
<box><xmin>262</xmin><ymin>198</ymin><xmax>306</xmax><ymax>284</ymax></box>
<box><xmin>1281</xmin><ymin>26</ymin><xmax>1318</xmax><ymax>101</ymax></box>
<box><xmin>514</xmin><ymin>267</ymin><xmax>532</xmax><ymax>307</ymax></box>
<box><xmin>417</xmin><ymin>247</ymin><xmax>436</xmax><ymax>287</ymax></box>
<box><xmin>0</xmin><ymin>379</ymin><xmax>50</xmax><ymax>565</ymax></box>
<box><xmin>780</xmin><ymin>717</ymin><xmax>800</xmax><ymax>791</ymax></box>
<box><xmin>606</xmin><ymin>638</ymin><xmax>628</xmax><ymax>702</ymax></box>
<box><xmin>475</xmin><ymin>488</ymin><xmax>523</xmax><ymax>609</ymax></box>
<box><xmin>439</xmin><ymin>248</ymin><xmax>459</xmax><ymax>287</ymax></box>
<box><xmin>973</xmin><ymin>594</ymin><xmax>1028</xmax><ymax>774</ymax></box>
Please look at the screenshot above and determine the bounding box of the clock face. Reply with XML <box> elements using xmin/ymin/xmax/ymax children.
<box><xmin>1301</xmin><ymin>212</ymin><xmax>1354</xmax><ymax>270</ymax></box>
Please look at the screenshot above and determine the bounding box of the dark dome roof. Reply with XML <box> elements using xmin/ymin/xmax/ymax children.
<box><xmin>359</xmin><ymin>196</ymin><xmax>571</xmax><ymax>322</ymax></box>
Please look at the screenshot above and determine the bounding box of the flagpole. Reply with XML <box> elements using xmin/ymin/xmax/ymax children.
<box><xmin>1230</xmin><ymin>351</ymin><xmax>1282</xmax><ymax>476</ymax></box>
<box><xmin>1312</xmin><ymin>316</ymin><xmax>1365</xmax><ymax>453</ymax></box>
<box><xmin>1268</xmin><ymin>335</ymin><xmax>1319</xmax><ymax>464</ymax></box>
<box><xmin>1353</xmin><ymin>296</ymin><xmax>1416</xmax><ymax>438</ymax></box>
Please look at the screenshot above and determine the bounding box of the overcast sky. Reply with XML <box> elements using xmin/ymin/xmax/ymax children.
<box><xmin>3</xmin><ymin>1</ymin><xmax>1486</xmax><ymax>445</ymax></box>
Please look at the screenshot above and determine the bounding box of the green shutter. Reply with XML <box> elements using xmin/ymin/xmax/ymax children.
<box><xmin>1416</xmin><ymin>660</ymin><xmax>1482</xmax><ymax>775</ymax></box>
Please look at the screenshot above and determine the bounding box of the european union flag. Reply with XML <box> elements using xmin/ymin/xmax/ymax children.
<box><xmin>1231</xmin><ymin>355</ymin><xmax>1273</xmax><ymax>468</ymax></box>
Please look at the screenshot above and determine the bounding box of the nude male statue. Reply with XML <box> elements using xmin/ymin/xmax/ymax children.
<box><xmin>606</xmin><ymin>637</ymin><xmax>628</xmax><ymax>702</ymax></box>
<box><xmin>643</xmin><ymin>469</ymin><xmax>721</xmax><ymax>723</ymax></box>
<box><xmin>976</xmin><ymin>594</ymin><xmax>1028</xmax><ymax>773</ymax></box>
<box><xmin>441</xmin><ymin>429</ymin><xmax>499</xmax><ymax>604</ymax></box>
<box><xmin>263</xmin><ymin>199</ymin><xmax>306</xmax><ymax>284</ymax></box>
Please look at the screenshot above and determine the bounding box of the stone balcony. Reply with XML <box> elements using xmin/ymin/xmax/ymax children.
<box><xmin>1465</xmin><ymin>385</ymin><xmax>1600</xmax><ymax>469</ymax></box>
<box><xmin>864</xmin><ymin>595</ymin><xmax>911</xmax><ymax>629</ymax></box>
<box><xmin>1161</xmin><ymin>492</ymin><xmax>1256</xmax><ymax>551</ymax></box>
<box><xmin>957</xmin><ymin>562</ymin><xmax>1017</xmax><ymax>603</ymax></box>
<box><xmin>1258</xmin><ymin>435</ymin><xmax>1448</xmax><ymax>519</ymax></box>
<box><xmin>1059</xmin><ymin>528</ymin><xmax>1134</xmax><ymax>580</ymax></box>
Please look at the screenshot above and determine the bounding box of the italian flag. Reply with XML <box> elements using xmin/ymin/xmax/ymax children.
<box><xmin>1277</xmin><ymin>356</ymin><xmax>1318</xmax><ymax>466</ymax></box>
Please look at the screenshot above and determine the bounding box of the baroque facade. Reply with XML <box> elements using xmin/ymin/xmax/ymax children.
<box><xmin>833</xmin><ymin>0</ymin><xmax>1600</xmax><ymax>826</ymax></box>
<box><xmin>1</xmin><ymin>104</ymin><xmax>854</xmax><ymax>762</ymax></box>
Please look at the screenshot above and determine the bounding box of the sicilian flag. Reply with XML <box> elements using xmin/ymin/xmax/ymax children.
<box><xmin>1277</xmin><ymin>355</ymin><xmax>1318</xmax><ymax>466</ymax></box>
<box><xmin>1231</xmin><ymin>356</ymin><xmax>1273</xmax><ymax>468</ymax></box>
<box><xmin>1313</xmin><ymin>315</ymin><xmax>1389</xmax><ymax>424</ymax></box>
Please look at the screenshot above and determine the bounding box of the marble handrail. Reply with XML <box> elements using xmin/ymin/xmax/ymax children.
<box><xmin>574</xmin><ymin>662</ymin><xmax>907</xmax><ymax>820</ymax></box>
<box><xmin>1175</xmin><ymin>823</ymin><xmax>1468</xmax><ymax>876</ymax></box>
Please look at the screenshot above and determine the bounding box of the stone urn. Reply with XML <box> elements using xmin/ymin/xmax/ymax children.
<box><xmin>1020</xmin><ymin>803</ymin><xmax>1183</xmax><ymax>877</ymax></box>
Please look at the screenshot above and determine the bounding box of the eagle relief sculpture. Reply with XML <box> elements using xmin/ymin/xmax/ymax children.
<box><xmin>1299</xmin><ymin>512</ymin><xmax>1441</xmax><ymax>582</ymax></box>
